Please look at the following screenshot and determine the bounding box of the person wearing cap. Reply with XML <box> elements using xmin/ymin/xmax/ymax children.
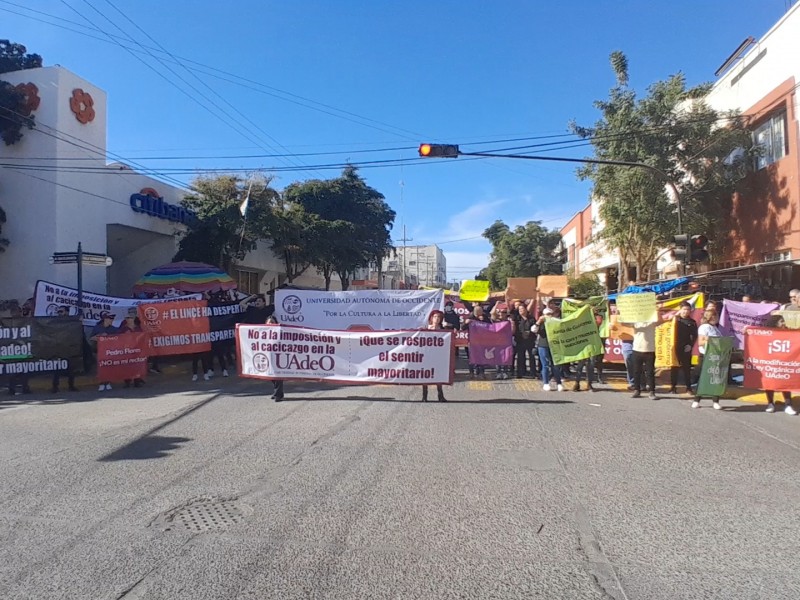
<box><xmin>533</xmin><ymin>308</ymin><xmax>564</xmax><ymax>392</ymax></box>
<box><xmin>90</xmin><ymin>312</ymin><xmax>118</xmax><ymax>392</ymax></box>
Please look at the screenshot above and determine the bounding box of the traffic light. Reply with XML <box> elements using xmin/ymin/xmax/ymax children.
<box><xmin>690</xmin><ymin>234</ymin><xmax>710</xmax><ymax>262</ymax></box>
<box><xmin>418</xmin><ymin>143</ymin><xmax>460</xmax><ymax>158</ymax></box>
<box><xmin>672</xmin><ymin>234</ymin><xmax>689</xmax><ymax>263</ymax></box>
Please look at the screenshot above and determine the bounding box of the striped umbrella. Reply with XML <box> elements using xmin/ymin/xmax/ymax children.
<box><xmin>132</xmin><ymin>261</ymin><xmax>237</xmax><ymax>295</ymax></box>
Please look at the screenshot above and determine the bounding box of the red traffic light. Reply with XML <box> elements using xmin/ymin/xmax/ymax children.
<box><xmin>417</xmin><ymin>143</ymin><xmax>460</xmax><ymax>158</ymax></box>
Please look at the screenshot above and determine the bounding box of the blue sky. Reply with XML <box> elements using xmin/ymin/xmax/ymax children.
<box><xmin>3</xmin><ymin>0</ymin><xmax>791</xmax><ymax>283</ymax></box>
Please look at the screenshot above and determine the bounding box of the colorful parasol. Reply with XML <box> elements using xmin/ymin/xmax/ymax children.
<box><xmin>132</xmin><ymin>261</ymin><xmax>237</xmax><ymax>294</ymax></box>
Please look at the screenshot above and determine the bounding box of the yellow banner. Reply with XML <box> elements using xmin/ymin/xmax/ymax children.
<box><xmin>616</xmin><ymin>292</ymin><xmax>658</xmax><ymax>323</ymax></box>
<box><xmin>655</xmin><ymin>319</ymin><xmax>679</xmax><ymax>368</ymax></box>
<box><xmin>459</xmin><ymin>280</ymin><xmax>490</xmax><ymax>302</ymax></box>
<box><xmin>659</xmin><ymin>292</ymin><xmax>705</xmax><ymax>310</ymax></box>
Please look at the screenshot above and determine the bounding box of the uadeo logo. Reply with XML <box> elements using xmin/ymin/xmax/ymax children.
<box><xmin>283</xmin><ymin>295</ymin><xmax>302</xmax><ymax>314</ymax></box>
<box><xmin>253</xmin><ymin>353</ymin><xmax>270</xmax><ymax>372</ymax></box>
<box><xmin>144</xmin><ymin>306</ymin><xmax>160</xmax><ymax>321</ymax></box>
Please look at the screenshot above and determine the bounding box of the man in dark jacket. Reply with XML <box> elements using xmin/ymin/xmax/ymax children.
<box><xmin>670</xmin><ymin>301</ymin><xmax>698</xmax><ymax>394</ymax></box>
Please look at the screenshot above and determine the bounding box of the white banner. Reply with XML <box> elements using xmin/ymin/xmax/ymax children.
<box><xmin>33</xmin><ymin>280</ymin><xmax>201</xmax><ymax>325</ymax></box>
<box><xmin>273</xmin><ymin>289</ymin><xmax>444</xmax><ymax>330</ymax></box>
<box><xmin>237</xmin><ymin>324</ymin><xmax>454</xmax><ymax>384</ymax></box>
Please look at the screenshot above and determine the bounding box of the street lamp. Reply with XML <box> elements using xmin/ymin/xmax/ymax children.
<box><xmin>418</xmin><ymin>143</ymin><xmax>685</xmax><ymax>234</ymax></box>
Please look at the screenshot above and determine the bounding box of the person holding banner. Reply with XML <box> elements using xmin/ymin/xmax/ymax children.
<box><xmin>90</xmin><ymin>312</ymin><xmax>118</xmax><ymax>392</ymax></box>
<box><xmin>631</xmin><ymin>321</ymin><xmax>658</xmax><ymax>400</ymax></box>
<box><xmin>693</xmin><ymin>309</ymin><xmax>724</xmax><ymax>410</ymax></box>
<box><xmin>421</xmin><ymin>310</ymin><xmax>448</xmax><ymax>402</ymax></box>
<box><xmin>759</xmin><ymin>315</ymin><xmax>798</xmax><ymax>415</ymax></box>
<box><xmin>491</xmin><ymin>305</ymin><xmax>514</xmax><ymax>380</ymax></box>
<box><xmin>464</xmin><ymin>306</ymin><xmax>490</xmax><ymax>379</ymax></box>
<box><xmin>669</xmin><ymin>302</ymin><xmax>698</xmax><ymax>395</ymax></box>
<box><xmin>513</xmin><ymin>304</ymin><xmax>537</xmax><ymax>378</ymax></box>
<box><xmin>533</xmin><ymin>309</ymin><xmax>564</xmax><ymax>392</ymax></box>
<box><xmin>118</xmin><ymin>309</ymin><xmax>146</xmax><ymax>388</ymax></box>
<box><xmin>265</xmin><ymin>315</ymin><xmax>285</xmax><ymax>402</ymax></box>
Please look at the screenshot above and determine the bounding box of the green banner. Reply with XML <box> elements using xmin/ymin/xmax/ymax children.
<box><xmin>696</xmin><ymin>336</ymin><xmax>733</xmax><ymax>397</ymax></box>
<box><xmin>544</xmin><ymin>305</ymin><xmax>604</xmax><ymax>365</ymax></box>
<box><xmin>561</xmin><ymin>296</ymin><xmax>609</xmax><ymax>338</ymax></box>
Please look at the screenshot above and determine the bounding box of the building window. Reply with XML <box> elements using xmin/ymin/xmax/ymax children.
<box><xmin>235</xmin><ymin>269</ymin><xmax>261</xmax><ymax>294</ymax></box>
<box><xmin>753</xmin><ymin>110</ymin><xmax>787</xmax><ymax>170</ymax></box>
<box><xmin>764</xmin><ymin>251</ymin><xmax>791</xmax><ymax>263</ymax></box>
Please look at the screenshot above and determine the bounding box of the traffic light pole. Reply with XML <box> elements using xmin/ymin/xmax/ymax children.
<box><xmin>458</xmin><ymin>151</ymin><xmax>684</xmax><ymax>235</ymax></box>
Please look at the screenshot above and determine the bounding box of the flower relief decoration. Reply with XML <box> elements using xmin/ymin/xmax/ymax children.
<box><xmin>69</xmin><ymin>88</ymin><xmax>95</xmax><ymax>124</ymax></box>
<box><xmin>15</xmin><ymin>82</ymin><xmax>41</xmax><ymax>116</ymax></box>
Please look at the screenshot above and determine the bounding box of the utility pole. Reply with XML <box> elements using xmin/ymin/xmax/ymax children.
<box><xmin>397</xmin><ymin>224</ymin><xmax>413</xmax><ymax>288</ymax></box>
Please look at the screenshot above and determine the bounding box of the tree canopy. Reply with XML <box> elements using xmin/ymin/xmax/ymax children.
<box><xmin>571</xmin><ymin>51</ymin><xmax>752</xmax><ymax>285</ymax></box>
<box><xmin>0</xmin><ymin>40</ymin><xmax>42</xmax><ymax>146</ymax></box>
<box><xmin>177</xmin><ymin>168</ymin><xmax>394</xmax><ymax>290</ymax></box>
<box><xmin>175</xmin><ymin>175</ymin><xmax>280</xmax><ymax>272</ymax></box>
<box><xmin>477</xmin><ymin>220</ymin><xmax>563</xmax><ymax>289</ymax></box>
<box><xmin>283</xmin><ymin>166</ymin><xmax>395</xmax><ymax>290</ymax></box>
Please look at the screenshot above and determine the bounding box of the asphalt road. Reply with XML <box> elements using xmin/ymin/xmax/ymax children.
<box><xmin>1</xmin><ymin>365</ymin><xmax>799</xmax><ymax>600</ymax></box>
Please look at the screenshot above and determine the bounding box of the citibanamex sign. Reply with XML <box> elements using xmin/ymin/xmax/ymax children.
<box><xmin>130</xmin><ymin>188</ymin><xmax>197</xmax><ymax>225</ymax></box>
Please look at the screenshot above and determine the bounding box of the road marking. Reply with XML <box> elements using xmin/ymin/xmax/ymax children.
<box><xmin>514</xmin><ymin>380</ymin><xmax>540</xmax><ymax>392</ymax></box>
<box><xmin>467</xmin><ymin>381</ymin><xmax>493</xmax><ymax>391</ymax></box>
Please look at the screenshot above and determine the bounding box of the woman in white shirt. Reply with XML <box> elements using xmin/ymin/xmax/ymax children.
<box><xmin>693</xmin><ymin>308</ymin><xmax>723</xmax><ymax>410</ymax></box>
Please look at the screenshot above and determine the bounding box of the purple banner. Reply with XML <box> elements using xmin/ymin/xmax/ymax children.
<box><xmin>468</xmin><ymin>321</ymin><xmax>513</xmax><ymax>365</ymax></box>
<box><xmin>719</xmin><ymin>299</ymin><xmax>780</xmax><ymax>349</ymax></box>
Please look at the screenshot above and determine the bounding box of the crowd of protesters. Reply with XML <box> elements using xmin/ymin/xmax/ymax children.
<box><xmin>5</xmin><ymin>286</ymin><xmax>800</xmax><ymax>417</ymax></box>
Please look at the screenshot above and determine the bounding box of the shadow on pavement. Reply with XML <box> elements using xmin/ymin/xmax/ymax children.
<box><xmin>99</xmin><ymin>435</ymin><xmax>192</xmax><ymax>461</ymax></box>
<box><xmin>281</xmin><ymin>396</ymin><xmax>573</xmax><ymax>405</ymax></box>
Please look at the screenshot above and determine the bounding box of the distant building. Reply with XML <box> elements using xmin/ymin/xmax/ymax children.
<box><xmin>382</xmin><ymin>245</ymin><xmax>446</xmax><ymax>288</ymax></box>
<box><xmin>559</xmin><ymin>198</ymin><xmax>620</xmax><ymax>291</ymax></box>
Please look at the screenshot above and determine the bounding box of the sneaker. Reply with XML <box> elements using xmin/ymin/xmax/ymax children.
<box><xmin>98</xmin><ymin>384</ymin><xmax>105</xmax><ymax>392</ymax></box>
<box><xmin>203</xmin><ymin>373</ymin><xmax>211</xmax><ymax>381</ymax></box>
<box><xmin>192</xmin><ymin>374</ymin><xmax>198</xmax><ymax>382</ymax></box>
<box><xmin>502</xmin><ymin>373</ymin><xmax>509</xmax><ymax>380</ymax></box>
<box><xmin>631</xmin><ymin>391</ymin><xmax>641</xmax><ymax>398</ymax></box>
<box><xmin>495</xmin><ymin>373</ymin><xmax>502</xmax><ymax>380</ymax></box>
<box><xmin>649</xmin><ymin>392</ymin><xmax>657</xmax><ymax>400</ymax></box>
<box><xmin>713</xmin><ymin>401</ymin><xmax>722</xmax><ymax>410</ymax></box>
<box><xmin>766</xmin><ymin>403</ymin><xmax>775</xmax><ymax>413</ymax></box>
<box><xmin>786</xmin><ymin>405</ymin><xmax>798</xmax><ymax>416</ymax></box>
<box><xmin>223</xmin><ymin>369</ymin><xmax>229</xmax><ymax>378</ymax></box>
<box><xmin>543</xmin><ymin>384</ymin><xmax>551</xmax><ymax>392</ymax></box>
<box><xmin>206</xmin><ymin>370</ymin><xmax>214</xmax><ymax>378</ymax></box>
<box><xmin>691</xmin><ymin>400</ymin><xmax>700</xmax><ymax>409</ymax></box>
<box><xmin>557</xmin><ymin>384</ymin><xmax>564</xmax><ymax>392</ymax></box>
<box><xmin>572</xmin><ymin>383</ymin><xmax>581</xmax><ymax>392</ymax></box>
<box><xmin>106</xmin><ymin>383</ymin><xmax>112</xmax><ymax>391</ymax></box>
<box><xmin>669</xmin><ymin>386</ymin><xmax>677</xmax><ymax>394</ymax></box>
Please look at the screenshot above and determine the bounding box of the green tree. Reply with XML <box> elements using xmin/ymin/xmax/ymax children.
<box><xmin>481</xmin><ymin>220</ymin><xmax>563</xmax><ymax>290</ymax></box>
<box><xmin>175</xmin><ymin>175</ymin><xmax>280</xmax><ymax>272</ymax></box>
<box><xmin>571</xmin><ymin>51</ymin><xmax>752</xmax><ymax>287</ymax></box>
<box><xmin>0</xmin><ymin>40</ymin><xmax>42</xmax><ymax>145</ymax></box>
<box><xmin>284</xmin><ymin>167</ymin><xmax>395</xmax><ymax>290</ymax></box>
<box><xmin>568</xmin><ymin>274</ymin><xmax>605</xmax><ymax>299</ymax></box>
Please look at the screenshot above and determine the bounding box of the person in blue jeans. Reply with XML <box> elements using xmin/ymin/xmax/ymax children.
<box><xmin>621</xmin><ymin>338</ymin><xmax>635</xmax><ymax>388</ymax></box>
<box><xmin>533</xmin><ymin>308</ymin><xmax>563</xmax><ymax>392</ymax></box>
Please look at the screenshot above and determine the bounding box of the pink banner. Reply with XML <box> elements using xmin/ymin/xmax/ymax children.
<box><xmin>719</xmin><ymin>300</ymin><xmax>780</xmax><ymax>349</ymax></box>
<box><xmin>468</xmin><ymin>321</ymin><xmax>513</xmax><ymax>366</ymax></box>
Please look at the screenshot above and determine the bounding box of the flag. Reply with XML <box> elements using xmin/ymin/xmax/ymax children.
<box><xmin>239</xmin><ymin>181</ymin><xmax>253</xmax><ymax>217</ymax></box>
